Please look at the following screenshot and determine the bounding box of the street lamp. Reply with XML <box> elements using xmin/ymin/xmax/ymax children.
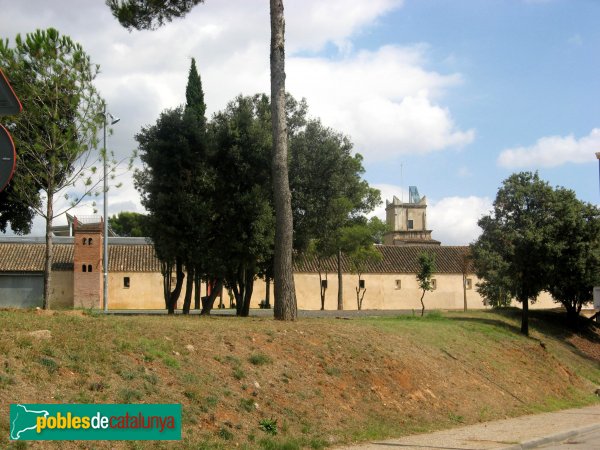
<box><xmin>103</xmin><ymin>104</ymin><xmax>120</xmax><ymax>313</ymax></box>
<box><xmin>596</xmin><ymin>152</ymin><xmax>600</xmax><ymax>196</ymax></box>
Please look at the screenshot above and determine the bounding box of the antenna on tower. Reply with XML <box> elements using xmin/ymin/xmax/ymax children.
<box><xmin>400</xmin><ymin>163</ymin><xmax>404</xmax><ymax>203</ymax></box>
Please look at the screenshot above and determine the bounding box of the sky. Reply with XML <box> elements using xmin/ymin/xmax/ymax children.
<box><xmin>1</xmin><ymin>0</ymin><xmax>599</xmax><ymax>245</ymax></box>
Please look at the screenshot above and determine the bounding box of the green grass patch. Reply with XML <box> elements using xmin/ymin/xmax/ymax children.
<box><xmin>249</xmin><ymin>353</ymin><xmax>272</xmax><ymax>366</ymax></box>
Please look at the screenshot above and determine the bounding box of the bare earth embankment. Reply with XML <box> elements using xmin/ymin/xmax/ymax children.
<box><xmin>0</xmin><ymin>308</ymin><xmax>599</xmax><ymax>449</ymax></box>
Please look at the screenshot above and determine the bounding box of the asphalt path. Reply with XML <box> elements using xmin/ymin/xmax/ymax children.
<box><xmin>537</xmin><ymin>427</ymin><xmax>600</xmax><ymax>450</ymax></box>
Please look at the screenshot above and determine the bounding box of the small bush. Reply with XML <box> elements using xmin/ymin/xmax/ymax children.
<box><xmin>119</xmin><ymin>388</ymin><xmax>142</xmax><ymax>403</ymax></box>
<box><xmin>249</xmin><ymin>353</ymin><xmax>272</xmax><ymax>366</ymax></box>
<box><xmin>259</xmin><ymin>418</ymin><xmax>278</xmax><ymax>436</ymax></box>
<box><xmin>39</xmin><ymin>357</ymin><xmax>58</xmax><ymax>374</ymax></box>
<box><xmin>240</xmin><ymin>398</ymin><xmax>255</xmax><ymax>412</ymax></box>
<box><xmin>233</xmin><ymin>367</ymin><xmax>246</xmax><ymax>380</ymax></box>
<box><xmin>218</xmin><ymin>427</ymin><xmax>234</xmax><ymax>440</ymax></box>
<box><xmin>89</xmin><ymin>381</ymin><xmax>108</xmax><ymax>392</ymax></box>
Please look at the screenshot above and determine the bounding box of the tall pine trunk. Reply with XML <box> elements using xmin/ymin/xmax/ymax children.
<box><xmin>201</xmin><ymin>278</ymin><xmax>223</xmax><ymax>315</ymax></box>
<box><xmin>167</xmin><ymin>258</ymin><xmax>185</xmax><ymax>314</ymax></box>
<box><xmin>520</xmin><ymin>296</ymin><xmax>529</xmax><ymax>336</ymax></box>
<box><xmin>42</xmin><ymin>187</ymin><xmax>54</xmax><ymax>310</ymax></box>
<box><xmin>337</xmin><ymin>249</ymin><xmax>343</xmax><ymax>310</ymax></box>
<box><xmin>182</xmin><ymin>265</ymin><xmax>194</xmax><ymax>314</ymax></box>
<box><xmin>270</xmin><ymin>0</ymin><xmax>297</xmax><ymax>321</ymax></box>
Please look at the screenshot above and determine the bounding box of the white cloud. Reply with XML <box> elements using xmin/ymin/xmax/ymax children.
<box><xmin>497</xmin><ymin>128</ymin><xmax>600</xmax><ymax>168</ymax></box>
<box><xmin>428</xmin><ymin>196</ymin><xmax>492</xmax><ymax>245</ymax></box>
<box><xmin>372</xmin><ymin>184</ymin><xmax>491</xmax><ymax>245</ymax></box>
<box><xmin>286</xmin><ymin>0</ymin><xmax>403</xmax><ymax>53</ymax></box>
<box><xmin>289</xmin><ymin>46</ymin><xmax>475</xmax><ymax>161</ymax></box>
<box><xmin>2</xmin><ymin>0</ymin><xmax>473</xmax><ymax>234</ymax></box>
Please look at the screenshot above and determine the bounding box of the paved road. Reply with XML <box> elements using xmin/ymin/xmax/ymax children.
<box><xmin>335</xmin><ymin>404</ymin><xmax>600</xmax><ymax>450</ymax></box>
<box><xmin>537</xmin><ymin>428</ymin><xmax>600</xmax><ymax>450</ymax></box>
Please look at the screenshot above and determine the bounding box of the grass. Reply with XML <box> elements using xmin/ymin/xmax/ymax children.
<box><xmin>249</xmin><ymin>353</ymin><xmax>272</xmax><ymax>366</ymax></box>
<box><xmin>0</xmin><ymin>308</ymin><xmax>598</xmax><ymax>450</ymax></box>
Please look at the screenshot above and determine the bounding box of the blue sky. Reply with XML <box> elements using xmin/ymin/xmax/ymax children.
<box><xmin>1</xmin><ymin>0</ymin><xmax>599</xmax><ymax>244</ymax></box>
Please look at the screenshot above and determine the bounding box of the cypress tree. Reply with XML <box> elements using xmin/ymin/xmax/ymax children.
<box><xmin>185</xmin><ymin>57</ymin><xmax>206</xmax><ymax>125</ymax></box>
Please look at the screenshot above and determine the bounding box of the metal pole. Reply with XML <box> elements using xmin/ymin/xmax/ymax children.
<box><xmin>596</xmin><ymin>152</ymin><xmax>600</xmax><ymax>196</ymax></box>
<box><xmin>103</xmin><ymin>104</ymin><xmax>108</xmax><ymax>312</ymax></box>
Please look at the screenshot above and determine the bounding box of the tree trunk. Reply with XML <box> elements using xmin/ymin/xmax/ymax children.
<box><xmin>420</xmin><ymin>290</ymin><xmax>426</xmax><ymax>317</ymax></box>
<box><xmin>270</xmin><ymin>0</ymin><xmax>297</xmax><ymax>321</ymax></box>
<box><xmin>231</xmin><ymin>267</ymin><xmax>245</xmax><ymax>316</ymax></box>
<box><xmin>167</xmin><ymin>258</ymin><xmax>184</xmax><ymax>314</ymax></box>
<box><xmin>42</xmin><ymin>188</ymin><xmax>54</xmax><ymax>310</ymax></box>
<box><xmin>337</xmin><ymin>249</ymin><xmax>343</xmax><ymax>310</ymax></box>
<box><xmin>194</xmin><ymin>272</ymin><xmax>201</xmax><ymax>310</ymax></box>
<box><xmin>463</xmin><ymin>273</ymin><xmax>467</xmax><ymax>312</ymax></box>
<box><xmin>182</xmin><ymin>265</ymin><xmax>194</xmax><ymax>314</ymax></box>
<box><xmin>265</xmin><ymin>276</ymin><xmax>271</xmax><ymax>308</ymax></box>
<box><xmin>201</xmin><ymin>278</ymin><xmax>223</xmax><ymax>315</ymax></box>
<box><xmin>565</xmin><ymin>302</ymin><xmax>579</xmax><ymax>330</ymax></box>
<box><xmin>319</xmin><ymin>270</ymin><xmax>327</xmax><ymax>311</ymax></box>
<box><xmin>520</xmin><ymin>296</ymin><xmax>529</xmax><ymax>336</ymax></box>
<box><xmin>162</xmin><ymin>261</ymin><xmax>172</xmax><ymax>309</ymax></box>
<box><xmin>241</xmin><ymin>270</ymin><xmax>255</xmax><ymax>317</ymax></box>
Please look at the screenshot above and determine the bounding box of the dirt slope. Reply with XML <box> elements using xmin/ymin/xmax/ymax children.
<box><xmin>0</xmin><ymin>309</ymin><xmax>598</xmax><ymax>449</ymax></box>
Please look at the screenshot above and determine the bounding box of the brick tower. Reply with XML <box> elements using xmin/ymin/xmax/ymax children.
<box><xmin>73</xmin><ymin>216</ymin><xmax>104</xmax><ymax>308</ymax></box>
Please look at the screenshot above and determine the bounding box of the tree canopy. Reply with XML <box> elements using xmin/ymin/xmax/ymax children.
<box><xmin>0</xmin><ymin>28</ymin><xmax>105</xmax><ymax>308</ymax></box>
<box><xmin>108</xmin><ymin>211</ymin><xmax>148</xmax><ymax>237</ymax></box>
<box><xmin>471</xmin><ymin>172</ymin><xmax>600</xmax><ymax>332</ymax></box>
<box><xmin>106</xmin><ymin>0</ymin><xmax>297</xmax><ymax>321</ymax></box>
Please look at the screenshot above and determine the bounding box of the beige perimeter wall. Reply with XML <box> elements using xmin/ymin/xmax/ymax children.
<box><xmin>50</xmin><ymin>270</ymin><xmax>564</xmax><ymax>311</ymax></box>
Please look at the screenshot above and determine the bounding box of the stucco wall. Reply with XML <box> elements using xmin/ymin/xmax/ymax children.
<box><xmin>49</xmin><ymin>271</ymin><xmax>74</xmax><ymax>309</ymax></box>
<box><xmin>107</xmin><ymin>272</ymin><xmax>165</xmax><ymax>309</ymax></box>
<box><xmin>46</xmin><ymin>269</ymin><xmax>567</xmax><ymax>311</ymax></box>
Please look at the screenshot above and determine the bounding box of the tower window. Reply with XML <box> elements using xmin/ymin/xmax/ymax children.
<box><xmin>82</xmin><ymin>238</ymin><xmax>86</xmax><ymax>245</ymax></box>
<box><xmin>88</xmin><ymin>264</ymin><xmax>92</xmax><ymax>273</ymax></box>
<box><xmin>88</xmin><ymin>238</ymin><xmax>93</xmax><ymax>245</ymax></box>
<box><xmin>124</xmin><ymin>277</ymin><xmax>130</xmax><ymax>288</ymax></box>
<box><xmin>407</xmin><ymin>219</ymin><xmax>414</xmax><ymax>230</ymax></box>
<box><xmin>82</xmin><ymin>264</ymin><xmax>87</xmax><ymax>272</ymax></box>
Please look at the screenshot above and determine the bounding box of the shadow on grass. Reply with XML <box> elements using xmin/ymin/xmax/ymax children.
<box><xmin>447</xmin><ymin>308</ymin><xmax>600</xmax><ymax>362</ymax></box>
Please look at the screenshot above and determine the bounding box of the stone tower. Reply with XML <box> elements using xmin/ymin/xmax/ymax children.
<box><xmin>383</xmin><ymin>186</ymin><xmax>440</xmax><ymax>246</ymax></box>
<box><xmin>73</xmin><ymin>216</ymin><xmax>104</xmax><ymax>308</ymax></box>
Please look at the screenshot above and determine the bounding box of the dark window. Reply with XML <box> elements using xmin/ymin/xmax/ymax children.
<box><xmin>407</xmin><ymin>219</ymin><xmax>414</xmax><ymax>230</ymax></box>
<box><xmin>88</xmin><ymin>264</ymin><xmax>92</xmax><ymax>273</ymax></box>
<box><xmin>124</xmin><ymin>277</ymin><xmax>130</xmax><ymax>288</ymax></box>
<box><xmin>88</xmin><ymin>238</ymin><xmax>93</xmax><ymax>245</ymax></box>
<box><xmin>82</xmin><ymin>264</ymin><xmax>87</xmax><ymax>272</ymax></box>
<box><xmin>82</xmin><ymin>238</ymin><xmax>86</xmax><ymax>245</ymax></box>
<box><xmin>321</xmin><ymin>279</ymin><xmax>328</xmax><ymax>289</ymax></box>
<box><xmin>359</xmin><ymin>279</ymin><xmax>365</xmax><ymax>289</ymax></box>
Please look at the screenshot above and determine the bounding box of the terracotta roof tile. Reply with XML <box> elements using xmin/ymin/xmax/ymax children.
<box><xmin>0</xmin><ymin>242</ymin><xmax>160</xmax><ymax>273</ymax></box>
<box><xmin>0</xmin><ymin>243</ymin><xmax>73</xmax><ymax>271</ymax></box>
<box><xmin>1</xmin><ymin>242</ymin><xmax>472</xmax><ymax>274</ymax></box>
<box><xmin>294</xmin><ymin>245</ymin><xmax>473</xmax><ymax>274</ymax></box>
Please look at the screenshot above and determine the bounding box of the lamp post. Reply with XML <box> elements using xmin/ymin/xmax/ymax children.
<box><xmin>103</xmin><ymin>104</ymin><xmax>120</xmax><ymax>312</ymax></box>
<box><xmin>596</xmin><ymin>152</ymin><xmax>600</xmax><ymax>196</ymax></box>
